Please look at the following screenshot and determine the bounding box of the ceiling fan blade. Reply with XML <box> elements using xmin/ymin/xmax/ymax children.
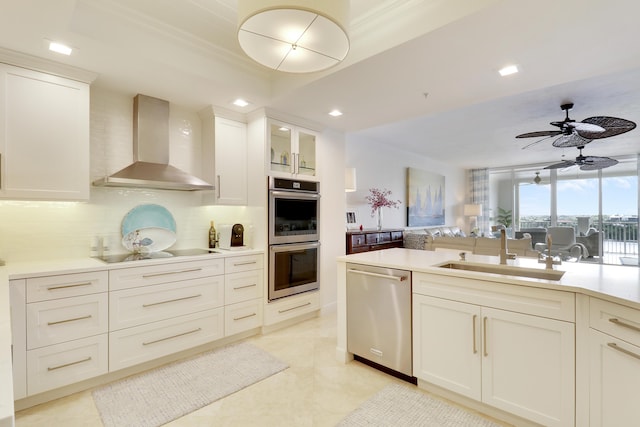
<box><xmin>521</xmin><ymin>135</ymin><xmax>554</xmax><ymax>149</ymax></box>
<box><xmin>544</xmin><ymin>160</ymin><xmax>576</xmax><ymax>170</ymax></box>
<box><xmin>552</xmin><ymin>131</ymin><xmax>592</xmax><ymax>148</ymax></box>
<box><xmin>570</xmin><ymin>122</ymin><xmax>605</xmax><ymax>133</ymax></box>
<box><xmin>579</xmin><ymin>156</ymin><xmax>619</xmax><ymax>170</ymax></box>
<box><xmin>516</xmin><ymin>130</ymin><xmax>562</xmax><ymax>138</ymax></box>
<box><xmin>579</xmin><ymin>116</ymin><xmax>637</xmax><ymax>139</ymax></box>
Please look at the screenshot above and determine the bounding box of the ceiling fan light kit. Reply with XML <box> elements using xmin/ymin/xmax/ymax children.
<box><xmin>237</xmin><ymin>0</ymin><xmax>350</xmax><ymax>73</ymax></box>
<box><xmin>516</xmin><ymin>102</ymin><xmax>636</xmax><ymax>170</ymax></box>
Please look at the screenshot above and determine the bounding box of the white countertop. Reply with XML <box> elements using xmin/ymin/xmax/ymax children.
<box><xmin>338</xmin><ymin>248</ymin><xmax>640</xmax><ymax>310</ymax></box>
<box><xmin>0</xmin><ymin>248</ymin><xmax>263</xmax><ymax>425</ymax></box>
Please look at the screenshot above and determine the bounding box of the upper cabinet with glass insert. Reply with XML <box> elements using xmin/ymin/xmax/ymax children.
<box><xmin>268</xmin><ymin>120</ymin><xmax>317</xmax><ymax>180</ymax></box>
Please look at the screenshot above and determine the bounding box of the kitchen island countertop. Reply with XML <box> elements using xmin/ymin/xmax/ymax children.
<box><xmin>338</xmin><ymin>247</ymin><xmax>640</xmax><ymax>309</ymax></box>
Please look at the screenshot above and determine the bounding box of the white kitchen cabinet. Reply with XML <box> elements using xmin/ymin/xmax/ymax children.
<box><xmin>264</xmin><ymin>290</ymin><xmax>320</xmax><ymax>326</ymax></box>
<box><xmin>199</xmin><ymin>107</ymin><xmax>248</xmax><ymax>205</ymax></box>
<box><xmin>413</xmin><ymin>272</ymin><xmax>575</xmax><ymax>427</ymax></box>
<box><xmin>0</xmin><ymin>63</ymin><xmax>90</xmax><ymax>200</ymax></box>
<box><xmin>108</xmin><ymin>258</ymin><xmax>226</xmax><ymax>370</ymax></box>
<box><xmin>268</xmin><ymin>119</ymin><xmax>317</xmax><ymax>179</ymax></box>
<box><xmin>224</xmin><ymin>253</ymin><xmax>264</xmax><ymax>336</ymax></box>
<box><xmin>413</xmin><ymin>295</ymin><xmax>482</xmax><ymax>399</ymax></box>
<box><xmin>589</xmin><ymin>297</ymin><xmax>640</xmax><ymax>426</ymax></box>
<box><xmin>10</xmin><ymin>269</ymin><xmax>109</xmax><ymax>398</ymax></box>
<box><xmin>214</xmin><ymin>116</ymin><xmax>247</xmax><ymax>205</ymax></box>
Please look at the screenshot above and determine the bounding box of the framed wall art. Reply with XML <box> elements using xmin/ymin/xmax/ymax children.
<box><xmin>406</xmin><ymin>167</ymin><xmax>445</xmax><ymax>227</ymax></box>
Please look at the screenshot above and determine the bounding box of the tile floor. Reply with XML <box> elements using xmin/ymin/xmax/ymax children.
<box><xmin>15</xmin><ymin>309</ymin><xmax>509</xmax><ymax>426</ymax></box>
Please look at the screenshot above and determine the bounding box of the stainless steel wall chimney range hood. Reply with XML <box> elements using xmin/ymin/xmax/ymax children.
<box><xmin>93</xmin><ymin>94</ymin><xmax>214</xmax><ymax>191</ymax></box>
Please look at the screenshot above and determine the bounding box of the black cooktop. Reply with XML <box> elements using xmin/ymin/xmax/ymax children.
<box><xmin>94</xmin><ymin>248</ymin><xmax>213</xmax><ymax>264</ymax></box>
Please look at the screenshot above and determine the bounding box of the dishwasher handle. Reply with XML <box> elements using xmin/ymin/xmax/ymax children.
<box><xmin>347</xmin><ymin>268</ymin><xmax>408</xmax><ymax>282</ymax></box>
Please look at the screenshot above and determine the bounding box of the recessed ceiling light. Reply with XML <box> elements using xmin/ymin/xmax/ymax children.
<box><xmin>279</xmin><ymin>127</ymin><xmax>289</xmax><ymax>132</ymax></box>
<box><xmin>499</xmin><ymin>65</ymin><xmax>518</xmax><ymax>76</ymax></box>
<box><xmin>329</xmin><ymin>109</ymin><xmax>343</xmax><ymax>117</ymax></box>
<box><xmin>232</xmin><ymin>98</ymin><xmax>249</xmax><ymax>107</ymax></box>
<box><xmin>49</xmin><ymin>42</ymin><xmax>72</xmax><ymax>56</ymax></box>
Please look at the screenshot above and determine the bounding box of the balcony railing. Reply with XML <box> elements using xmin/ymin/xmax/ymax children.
<box><xmin>519</xmin><ymin>220</ymin><xmax>639</xmax><ymax>257</ymax></box>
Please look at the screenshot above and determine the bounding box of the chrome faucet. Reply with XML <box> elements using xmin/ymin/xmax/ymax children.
<box><xmin>538</xmin><ymin>234</ymin><xmax>561</xmax><ymax>269</ymax></box>
<box><xmin>499</xmin><ymin>229</ymin><xmax>516</xmax><ymax>265</ymax></box>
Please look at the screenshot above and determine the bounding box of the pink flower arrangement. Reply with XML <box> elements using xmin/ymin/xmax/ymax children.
<box><xmin>365</xmin><ymin>188</ymin><xmax>401</xmax><ymax>216</ymax></box>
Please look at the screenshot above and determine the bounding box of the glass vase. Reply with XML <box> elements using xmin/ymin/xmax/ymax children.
<box><xmin>376</xmin><ymin>207</ymin><xmax>383</xmax><ymax>230</ymax></box>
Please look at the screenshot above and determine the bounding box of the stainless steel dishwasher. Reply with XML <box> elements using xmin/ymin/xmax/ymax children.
<box><xmin>346</xmin><ymin>263</ymin><xmax>413</xmax><ymax>380</ymax></box>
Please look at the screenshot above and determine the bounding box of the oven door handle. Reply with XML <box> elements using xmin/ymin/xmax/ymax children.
<box><xmin>270</xmin><ymin>241</ymin><xmax>320</xmax><ymax>253</ymax></box>
<box><xmin>269</xmin><ymin>190</ymin><xmax>320</xmax><ymax>199</ymax></box>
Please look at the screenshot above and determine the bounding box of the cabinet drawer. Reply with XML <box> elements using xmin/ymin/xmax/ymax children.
<box><xmin>225</xmin><ymin>299</ymin><xmax>263</xmax><ymax>336</ymax></box>
<box><xmin>26</xmin><ymin>271</ymin><xmax>108</xmax><ymax>302</ymax></box>
<box><xmin>413</xmin><ymin>272</ymin><xmax>575</xmax><ymax>322</ymax></box>
<box><xmin>590</xmin><ymin>298</ymin><xmax>640</xmax><ymax>346</ymax></box>
<box><xmin>27</xmin><ymin>293</ymin><xmax>108</xmax><ymax>349</ymax></box>
<box><xmin>109</xmin><ymin>308</ymin><xmax>224</xmax><ymax>371</ymax></box>
<box><xmin>391</xmin><ymin>231</ymin><xmax>403</xmax><ymax>241</ymax></box>
<box><xmin>109</xmin><ymin>276</ymin><xmax>225</xmax><ymax>331</ymax></box>
<box><xmin>224</xmin><ymin>254</ymin><xmax>263</xmax><ymax>274</ymax></box>
<box><xmin>366</xmin><ymin>233</ymin><xmax>391</xmax><ymax>244</ymax></box>
<box><xmin>264</xmin><ymin>291</ymin><xmax>319</xmax><ymax>326</ymax></box>
<box><xmin>350</xmin><ymin>234</ymin><xmax>366</xmax><ymax>247</ymax></box>
<box><xmin>109</xmin><ymin>258</ymin><xmax>224</xmax><ymax>291</ymax></box>
<box><xmin>27</xmin><ymin>334</ymin><xmax>108</xmax><ymax>395</ymax></box>
<box><xmin>225</xmin><ymin>270</ymin><xmax>263</xmax><ymax>305</ymax></box>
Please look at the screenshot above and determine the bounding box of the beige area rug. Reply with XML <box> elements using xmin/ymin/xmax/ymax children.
<box><xmin>92</xmin><ymin>342</ymin><xmax>288</xmax><ymax>427</ymax></box>
<box><xmin>337</xmin><ymin>383</ymin><xmax>502</xmax><ymax>427</ymax></box>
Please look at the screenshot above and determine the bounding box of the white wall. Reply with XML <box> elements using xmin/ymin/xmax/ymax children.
<box><xmin>317</xmin><ymin>127</ymin><xmax>346</xmax><ymax>310</ymax></box>
<box><xmin>345</xmin><ymin>136</ymin><xmax>467</xmax><ymax>230</ymax></box>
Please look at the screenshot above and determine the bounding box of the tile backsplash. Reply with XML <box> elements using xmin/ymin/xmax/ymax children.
<box><xmin>0</xmin><ymin>87</ymin><xmax>264</xmax><ymax>263</ymax></box>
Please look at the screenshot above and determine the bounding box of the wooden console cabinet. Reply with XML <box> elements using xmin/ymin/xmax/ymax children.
<box><xmin>346</xmin><ymin>229</ymin><xmax>404</xmax><ymax>254</ymax></box>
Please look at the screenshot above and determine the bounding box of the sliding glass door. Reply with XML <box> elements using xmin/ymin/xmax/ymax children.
<box><xmin>489</xmin><ymin>155</ymin><xmax>639</xmax><ymax>265</ymax></box>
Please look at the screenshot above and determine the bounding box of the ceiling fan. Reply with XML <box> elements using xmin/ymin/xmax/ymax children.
<box><xmin>544</xmin><ymin>146</ymin><xmax>619</xmax><ymax>171</ymax></box>
<box><xmin>517</xmin><ymin>103</ymin><xmax>636</xmax><ymax>149</ymax></box>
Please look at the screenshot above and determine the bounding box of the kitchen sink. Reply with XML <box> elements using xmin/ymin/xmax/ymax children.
<box><xmin>437</xmin><ymin>261</ymin><xmax>565</xmax><ymax>281</ymax></box>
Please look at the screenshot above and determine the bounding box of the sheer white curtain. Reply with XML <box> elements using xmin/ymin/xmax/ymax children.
<box><xmin>468</xmin><ymin>168</ymin><xmax>490</xmax><ymax>235</ymax></box>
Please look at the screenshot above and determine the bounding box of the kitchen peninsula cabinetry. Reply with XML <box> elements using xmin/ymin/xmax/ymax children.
<box><xmin>413</xmin><ymin>272</ymin><xmax>575</xmax><ymax>427</ymax></box>
<box><xmin>589</xmin><ymin>297</ymin><xmax>640</xmax><ymax>425</ymax></box>
<box><xmin>346</xmin><ymin>229</ymin><xmax>403</xmax><ymax>254</ymax></box>
<box><xmin>0</xmin><ymin>63</ymin><xmax>90</xmax><ymax>200</ymax></box>
<box><xmin>268</xmin><ymin>119</ymin><xmax>317</xmax><ymax>179</ymax></box>
<box><xmin>199</xmin><ymin>107</ymin><xmax>248</xmax><ymax>205</ymax></box>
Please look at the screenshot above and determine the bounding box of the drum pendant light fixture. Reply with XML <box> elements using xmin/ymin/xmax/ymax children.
<box><xmin>237</xmin><ymin>0</ymin><xmax>350</xmax><ymax>73</ymax></box>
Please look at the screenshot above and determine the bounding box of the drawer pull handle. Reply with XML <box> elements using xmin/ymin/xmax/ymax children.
<box><xmin>278</xmin><ymin>302</ymin><xmax>311</xmax><ymax>314</ymax></box>
<box><xmin>607</xmin><ymin>342</ymin><xmax>640</xmax><ymax>361</ymax></box>
<box><xmin>47</xmin><ymin>356</ymin><xmax>92</xmax><ymax>371</ymax></box>
<box><xmin>47</xmin><ymin>314</ymin><xmax>92</xmax><ymax>326</ymax></box>
<box><xmin>483</xmin><ymin>316</ymin><xmax>489</xmax><ymax>357</ymax></box>
<box><xmin>347</xmin><ymin>269</ymin><xmax>407</xmax><ymax>282</ymax></box>
<box><xmin>472</xmin><ymin>314</ymin><xmax>478</xmax><ymax>354</ymax></box>
<box><xmin>142</xmin><ymin>328</ymin><xmax>202</xmax><ymax>346</ymax></box>
<box><xmin>46</xmin><ymin>282</ymin><xmax>92</xmax><ymax>291</ymax></box>
<box><xmin>609</xmin><ymin>318</ymin><xmax>640</xmax><ymax>333</ymax></box>
<box><xmin>142</xmin><ymin>268</ymin><xmax>203</xmax><ymax>278</ymax></box>
<box><xmin>234</xmin><ymin>261</ymin><xmax>257</xmax><ymax>266</ymax></box>
<box><xmin>233</xmin><ymin>283</ymin><xmax>257</xmax><ymax>290</ymax></box>
<box><xmin>142</xmin><ymin>294</ymin><xmax>202</xmax><ymax>308</ymax></box>
<box><xmin>234</xmin><ymin>313</ymin><xmax>257</xmax><ymax>321</ymax></box>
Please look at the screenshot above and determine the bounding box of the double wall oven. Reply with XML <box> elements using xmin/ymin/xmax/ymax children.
<box><xmin>268</xmin><ymin>177</ymin><xmax>320</xmax><ymax>301</ymax></box>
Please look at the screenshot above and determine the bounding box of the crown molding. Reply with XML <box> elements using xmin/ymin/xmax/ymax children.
<box><xmin>0</xmin><ymin>47</ymin><xmax>98</xmax><ymax>83</ymax></box>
